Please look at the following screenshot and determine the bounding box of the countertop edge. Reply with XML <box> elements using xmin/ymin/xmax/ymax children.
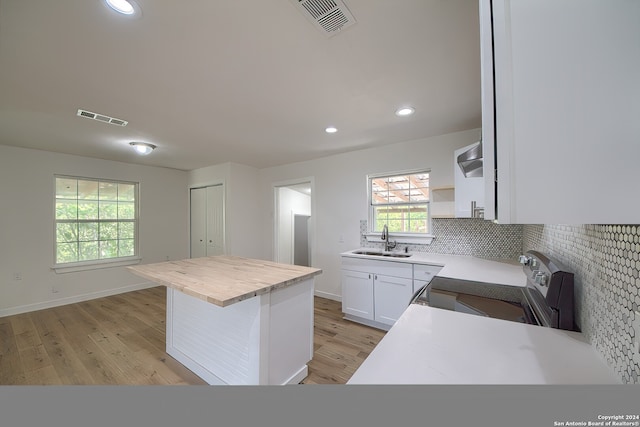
<box><xmin>341</xmin><ymin>248</ymin><xmax>527</xmax><ymax>288</ymax></box>
<box><xmin>127</xmin><ymin>258</ymin><xmax>322</xmax><ymax>308</ymax></box>
<box><xmin>347</xmin><ymin>305</ymin><xmax>621</xmax><ymax>385</ymax></box>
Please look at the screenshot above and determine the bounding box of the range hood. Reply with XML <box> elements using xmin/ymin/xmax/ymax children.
<box><xmin>457</xmin><ymin>140</ymin><xmax>483</xmax><ymax>178</ymax></box>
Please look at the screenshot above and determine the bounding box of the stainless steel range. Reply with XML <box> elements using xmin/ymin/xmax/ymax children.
<box><xmin>411</xmin><ymin>250</ymin><xmax>578</xmax><ymax>331</ymax></box>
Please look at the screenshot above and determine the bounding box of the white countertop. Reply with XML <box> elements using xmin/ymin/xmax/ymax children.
<box><xmin>347</xmin><ymin>304</ymin><xmax>620</xmax><ymax>385</ymax></box>
<box><xmin>341</xmin><ymin>249</ymin><xmax>527</xmax><ymax>287</ymax></box>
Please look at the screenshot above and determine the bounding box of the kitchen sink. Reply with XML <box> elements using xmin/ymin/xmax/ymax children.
<box><xmin>352</xmin><ymin>250</ymin><xmax>383</xmax><ymax>255</ymax></box>
<box><xmin>352</xmin><ymin>250</ymin><xmax>412</xmax><ymax>258</ymax></box>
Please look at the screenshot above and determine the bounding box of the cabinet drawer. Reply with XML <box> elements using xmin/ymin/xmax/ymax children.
<box><xmin>413</xmin><ymin>263</ymin><xmax>443</xmax><ymax>282</ymax></box>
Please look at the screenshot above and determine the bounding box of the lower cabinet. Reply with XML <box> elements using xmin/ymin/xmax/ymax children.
<box><xmin>341</xmin><ymin>270</ymin><xmax>374</xmax><ymax>321</ymax></box>
<box><xmin>341</xmin><ymin>257</ymin><xmax>415</xmax><ymax>330</ymax></box>
<box><xmin>413</xmin><ymin>279</ymin><xmax>430</xmax><ymax>295</ymax></box>
<box><xmin>373</xmin><ymin>274</ymin><xmax>413</xmax><ymax>326</ymax></box>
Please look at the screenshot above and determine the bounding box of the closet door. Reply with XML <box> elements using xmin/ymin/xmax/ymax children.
<box><xmin>190</xmin><ymin>187</ymin><xmax>207</xmax><ymax>258</ymax></box>
<box><xmin>205</xmin><ymin>185</ymin><xmax>225</xmax><ymax>256</ymax></box>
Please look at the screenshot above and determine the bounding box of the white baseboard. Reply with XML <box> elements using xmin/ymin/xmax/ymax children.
<box><xmin>314</xmin><ymin>290</ymin><xmax>341</xmax><ymax>302</ymax></box>
<box><xmin>284</xmin><ymin>365</ymin><xmax>309</xmax><ymax>385</ymax></box>
<box><xmin>0</xmin><ymin>281</ymin><xmax>157</xmax><ymax>318</ymax></box>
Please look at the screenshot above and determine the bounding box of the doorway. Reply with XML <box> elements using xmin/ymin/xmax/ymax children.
<box><xmin>274</xmin><ymin>179</ymin><xmax>313</xmax><ymax>266</ymax></box>
<box><xmin>293</xmin><ymin>214</ymin><xmax>311</xmax><ymax>267</ymax></box>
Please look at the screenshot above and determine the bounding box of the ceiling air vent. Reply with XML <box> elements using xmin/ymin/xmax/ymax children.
<box><xmin>76</xmin><ymin>109</ymin><xmax>128</xmax><ymax>127</ymax></box>
<box><xmin>291</xmin><ymin>0</ymin><xmax>356</xmax><ymax>37</ymax></box>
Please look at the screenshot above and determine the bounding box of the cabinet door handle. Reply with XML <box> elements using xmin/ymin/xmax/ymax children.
<box><xmin>368</xmin><ymin>274</ymin><xmax>371</xmax><ymax>279</ymax></box>
<box><xmin>374</xmin><ymin>275</ymin><xmax>377</xmax><ymax>280</ymax></box>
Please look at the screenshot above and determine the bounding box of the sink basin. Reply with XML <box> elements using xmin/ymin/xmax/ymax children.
<box><xmin>351</xmin><ymin>250</ymin><xmax>412</xmax><ymax>258</ymax></box>
<box><xmin>383</xmin><ymin>253</ymin><xmax>412</xmax><ymax>258</ymax></box>
<box><xmin>352</xmin><ymin>250</ymin><xmax>383</xmax><ymax>256</ymax></box>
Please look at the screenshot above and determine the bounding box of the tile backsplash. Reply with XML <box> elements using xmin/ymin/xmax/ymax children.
<box><xmin>523</xmin><ymin>224</ymin><xmax>640</xmax><ymax>384</ymax></box>
<box><xmin>360</xmin><ymin>218</ymin><xmax>523</xmax><ymax>260</ymax></box>
<box><xmin>359</xmin><ymin>219</ymin><xmax>640</xmax><ymax>383</ymax></box>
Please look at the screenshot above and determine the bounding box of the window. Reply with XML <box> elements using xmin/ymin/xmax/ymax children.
<box><xmin>368</xmin><ymin>170</ymin><xmax>431</xmax><ymax>235</ymax></box>
<box><xmin>55</xmin><ymin>176</ymin><xmax>139</xmax><ymax>266</ymax></box>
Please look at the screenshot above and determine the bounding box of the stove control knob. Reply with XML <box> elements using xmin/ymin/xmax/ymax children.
<box><xmin>534</xmin><ymin>271</ymin><xmax>548</xmax><ymax>286</ymax></box>
<box><xmin>518</xmin><ymin>255</ymin><xmax>531</xmax><ymax>265</ymax></box>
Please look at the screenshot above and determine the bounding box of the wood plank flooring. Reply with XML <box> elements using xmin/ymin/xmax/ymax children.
<box><xmin>301</xmin><ymin>296</ymin><xmax>386</xmax><ymax>384</ymax></box>
<box><xmin>0</xmin><ymin>286</ymin><xmax>385</xmax><ymax>385</ymax></box>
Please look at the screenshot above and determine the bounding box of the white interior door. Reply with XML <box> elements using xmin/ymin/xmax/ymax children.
<box><xmin>190</xmin><ymin>185</ymin><xmax>225</xmax><ymax>258</ymax></box>
<box><xmin>206</xmin><ymin>185</ymin><xmax>225</xmax><ymax>256</ymax></box>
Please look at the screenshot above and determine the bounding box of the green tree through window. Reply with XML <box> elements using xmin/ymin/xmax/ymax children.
<box><xmin>55</xmin><ymin>176</ymin><xmax>138</xmax><ymax>264</ymax></box>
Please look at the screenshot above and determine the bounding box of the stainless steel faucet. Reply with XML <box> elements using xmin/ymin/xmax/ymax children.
<box><xmin>381</xmin><ymin>224</ymin><xmax>397</xmax><ymax>252</ymax></box>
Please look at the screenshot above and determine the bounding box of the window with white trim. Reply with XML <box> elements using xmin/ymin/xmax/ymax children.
<box><xmin>54</xmin><ymin>176</ymin><xmax>139</xmax><ymax>266</ymax></box>
<box><xmin>368</xmin><ymin>170</ymin><xmax>431</xmax><ymax>235</ymax></box>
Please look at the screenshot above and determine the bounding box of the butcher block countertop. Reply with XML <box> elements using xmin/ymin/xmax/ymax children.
<box><xmin>127</xmin><ymin>255</ymin><xmax>322</xmax><ymax>307</ymax></box>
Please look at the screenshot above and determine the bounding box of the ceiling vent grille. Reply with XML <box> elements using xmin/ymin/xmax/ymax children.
<box><xmin>291</xmin><ymin>0</ymin><xmax>356</xmax><ymax>37</ymax></box>
<box><xmin>76</xmin><ymin>109</ymin><xmax>128</xmax><ymax>126</ymax></box>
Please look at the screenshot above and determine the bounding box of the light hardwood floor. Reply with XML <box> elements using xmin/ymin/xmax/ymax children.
<box><xmin>0</xmin><ymin>286</ymin><xmax>385</xmax><ymax>385</ymax></box>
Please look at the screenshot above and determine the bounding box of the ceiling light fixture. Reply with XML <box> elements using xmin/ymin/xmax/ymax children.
<box><xmin>395</xmin><ymin>107</ymin><xmax>415</xmax><ymax>117</ymax></box>
<box><xmin>129</xmin><ymin>142</ymin><xmax>156</xmax><ymax>155</ymax></box>
<box><xmin>104</xmin><ymin>0</ymin><xmax>137</xmax><ymax>15</ymax></box>
<box><xmin>325</xmin><ymin>126</ymin><xmax>338</xmax><ymax>134</ymax></box>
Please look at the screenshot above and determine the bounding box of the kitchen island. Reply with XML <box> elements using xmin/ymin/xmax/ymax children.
<box><xmin>128</xmin><ymin>256</ymin><xmax>322</xmax><ymax>385</ymax></box>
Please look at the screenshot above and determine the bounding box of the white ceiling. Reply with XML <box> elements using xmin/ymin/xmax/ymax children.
<box><xmin>0</xmin><ymin>0</ymin><xmax>481</xmax><ymax>171</ymax></box>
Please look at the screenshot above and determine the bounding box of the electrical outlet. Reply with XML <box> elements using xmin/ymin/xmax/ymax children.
<box><xmin>13</xmin><ymin>272</ymin><xmax>22</xmax><ymax>281</ymax></box>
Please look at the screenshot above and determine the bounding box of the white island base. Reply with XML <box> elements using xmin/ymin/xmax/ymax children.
<box><xmin>166</xmin><ymin>278</ymin><xmax>314</xmax><ymax>385</ymax></box>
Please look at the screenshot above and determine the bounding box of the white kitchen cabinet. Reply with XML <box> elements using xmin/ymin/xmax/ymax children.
<box><xmin>341</xmin><ymin>257</ymin><xmax>413</xmax><ymax>330</ymax></box>
<box><xmin>413</xmin><ymin>263</ymin><xmax>443</xmax><ymax>289</ymax></box>
<box><xmin>341</xmin><ymin>269</ymin><xmax>374</xmax><ymax>321</ymax></box>
<box><xmin>373</xmin><ymin>274</ymin><xmax>413</xmax><ymax>326</ymax></box>
<box><xmin>413</xmin><ymin>263</ymin><xmax>443</xmax><ymax>301</ymax></box>
<box><xmin>413</xmin><ymin>279</ymin><xmax>429</xmax><ymax>296</ymax></box>
<box><xmin>190</xmin><ymin>185</ymin><xmax>225</xmax><ymax>258</ymax></box>
<box><xmin>480</xmin><ymin>0</ymin><xmax>640</xmax><ymax>223</ymax></box>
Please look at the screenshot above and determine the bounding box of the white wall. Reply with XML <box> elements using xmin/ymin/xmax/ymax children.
<box><xmin>0</xmin><ymin>129</ymin><xmax>479</xmax><ymax>314</ymax></box>
<box><xmin>276</xmin><ymin>187</ymin><xmax>311</xmax><ymax>264</ymax></box>
<box><xmin>188</xmin><ymin>162</ymin><xmax>262</xmax><ymax>259</ymax></box>
<box><xmin>0</xmin><ymin>145</ymin><xmax>188</xmax><ymax>316</ymax></box>
<box><xmin>258</xmin><ymin>129</ymin><xmax>481</xmax><ymax>300</ymax></box>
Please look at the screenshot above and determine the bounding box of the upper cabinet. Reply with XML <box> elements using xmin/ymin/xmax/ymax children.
<box><xmin>480</xmin><ymin>0</ymin><xmax>640</xmax><ymax>224</ymax></box>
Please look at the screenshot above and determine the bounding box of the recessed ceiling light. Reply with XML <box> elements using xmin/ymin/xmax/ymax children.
<box><xmin>104</xmin><ymin>0</ymin><xmax>137</xmax><ymax>15</ymax></box>
<box><xmin>325</xmin><ymin>126</ymin><xmax>338</xmax><ymax>134</ymax></box>
<box><xmin>129</xmin><ymin>142</ymin><xmax>156</xmax><ymax>155</ymax></box>
<box><xmin>395</xmin><ymin>107</ymin><xmax>415</xmax><ymax>117</ymax></box>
